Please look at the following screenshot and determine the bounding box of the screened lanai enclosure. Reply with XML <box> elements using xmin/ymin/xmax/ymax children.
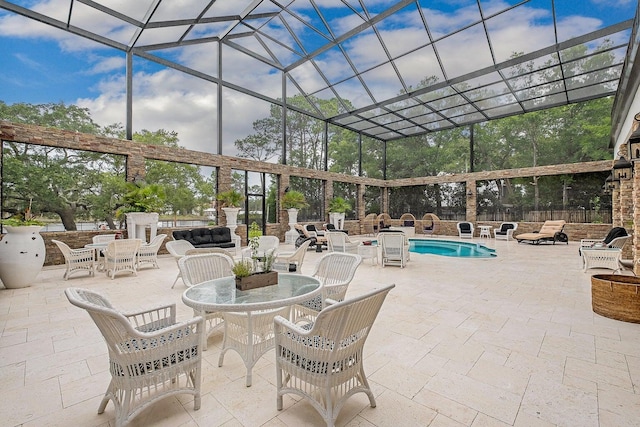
<box><xmin>1</xmin><ymin>0</ymin><xmax>639</xmax><ymax>234</ymax></box>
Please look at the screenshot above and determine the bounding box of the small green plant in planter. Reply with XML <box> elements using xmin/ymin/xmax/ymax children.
<box><xmin>217</xmin><ymin>189</ymin><xmax>244</xmax><ymax>208</ymax></box>
<box><xmin>1</xmin><ymin>204</ymin><xmax>45</xmax><ymax>227</ymax></box>
<box><xmin>328</xmin><ymin>197</ymin><xmax>351</xmax><ymax>213</ymax></box>
<box><xmin>281</xmin><ymin>190</ymin><xmax>309</xmax><ymax>210</ymax></box>
<box><xmin>232</xmin><ymin>259</ymin><xmax>253</xmax><ymax>278</ymax></box>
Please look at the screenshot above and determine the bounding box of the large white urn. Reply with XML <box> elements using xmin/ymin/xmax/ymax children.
<box><xmin>222</xmin><ymin>207</ymin><xmax>241</xmax><ymax>236</ymax></box>
<box><xmin>0</xmin><ymin>226</ymin><xmax>45</xmax><ymax>289</ymax></box>
<box><xmin>329</xmin><ymin>212</ymin><xmax>345</xmax><ymax>229</ymax></box>
<box><xmin>285</xmin><ymin>208</ymin><xmax>299</xmax><ymax>244</ymax></box>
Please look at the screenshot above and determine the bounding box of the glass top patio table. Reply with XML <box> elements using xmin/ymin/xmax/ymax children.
<box><xmin>182</xmin><ymin>273</ymin><xmax>321</xmax><ymax>312</ymax></box>
<box><xmin>182</xmin><ymin>273</ymin><xmax>321</xmax><ymax>387</ymax></box>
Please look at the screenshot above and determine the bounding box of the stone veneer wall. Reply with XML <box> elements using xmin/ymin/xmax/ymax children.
<box><xmin>2</xmin><ymin>121</ymin><xmax>624</xmax><ymax>266</ymax></box>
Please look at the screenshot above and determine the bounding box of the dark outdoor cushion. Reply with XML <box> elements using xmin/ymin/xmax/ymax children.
<box><xmin>191</xmin><ymin>228</ymin><xmax>213</xmax><ymax>245</ymax></box>
<box><xmin>403</xmin><ymin>220</ymin><xmax>414</xmax><ymax>227</ymax></box>
<box><xmin>495</xmin><ymin>223</ymin><xmax>515</xmax><ymax>235</ymax></box>
<box><xmin>211</xmin><ymin>227</ymin><xmax>231</xmax><ymax>243</ymax></box>
<box><xmin>459</xmin><ymin>222</ymin><xmax>472</xmax><ymax>232</ymax></box>
<box><xmin>603</xmin><ymin>227</ymin><xmax>627</xmax><ymax>244</ymax></box>
<box><xmin>172</xmin><ymin>230</ymin><xmax>191</xmax><ymax>242</ymax></box>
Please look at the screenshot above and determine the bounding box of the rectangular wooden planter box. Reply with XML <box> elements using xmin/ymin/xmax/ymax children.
<box><xmin>235</xmin><ymin>271</ymin><xmax>278</xmax><ymax>291</ymax></box>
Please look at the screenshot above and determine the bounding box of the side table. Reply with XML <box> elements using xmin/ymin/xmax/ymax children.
<box><xmin>358</xmin><ymin>243</ymin><xmax>378</xmax><ymax>265</ymax></box>
<box><xmin>479</xmin><ymin>225</ymin><xmax>492</xmax><ymax>239</ymax></box>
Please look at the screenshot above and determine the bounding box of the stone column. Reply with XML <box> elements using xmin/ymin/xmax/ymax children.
<box><xmin>357</xmin><ymin>184</ymin><xmax>365</xmax><ymax>234</ymax></box>
<box><xmin>466</xmin><ymin>180</ymin><xmax>477</xmax><ymax>223</ymax></box>
<box><xmin>633</xmin><ymin>162</ymin><xmax>640</xmax><ymax>274</ymax></box>
<box><xmin>324</xmin><ymin>179</ymin><xmax>333</xmax><ymax>223</ymax></box>
<box><xmin>381</xmin><ymin>187</ymin><xmax>389</xmax><ymax>217</ymax></box>
<box><xmin>126</xmin><ymin>153</ymin><xmax>146</xmax><ymax>182</ymax></box>
<box><xmin>279</xmin><ymin>174</ymin><xmax>290</xmax><ymax>240</ymax></box>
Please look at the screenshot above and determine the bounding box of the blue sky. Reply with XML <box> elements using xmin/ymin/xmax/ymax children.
<box><xmin>0</xmin><ymin>0</ymin><xmax>637</xmax><ymax>155</ymax></box>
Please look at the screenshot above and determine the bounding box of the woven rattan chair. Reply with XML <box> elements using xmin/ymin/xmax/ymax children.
<box><xmin>136</xmin><ymin>233</ymin><xmax>166</xmax><ymax>270</ymax></box>
<box><xmin>292</xmin><ymin>252</ymin><xmax>362</xmax><ymax>325</ymax></box>
<box><xmin>275</xmin><ymin>284</ymin><xmax>395</xmax><ymax>426</ymax></box>
<box><xmin>166</xmin><ymin>239</ymin><xmax>195</xmax><ymax>288</ymax></box>
<box><xmin>103</xmin><ymin>239</ymin><xmax>142</xmax><ymax>279</ymax></box>
<box><xmin>178</xmin><ymin>252</ymin><xmax>234</xmax><ymax>350</ymax></box>
<box><xmin>64</xmin><ymin>287</ymin><xmax>203</xmax><ymax>427</ymax></box>
<box><xmin>378</xmin><ymin>231</ymin><xmax>410</xmax><ymax>268</ymax></box>
<box><xmin>362</xmin><ymin>213</ymin><xmax>379</xmax><ymax>235</ymax></box>
<box><xmin>241</xmin><ymin>235</ymin><xmax>280</xmax><ymax>259</ymax></box>
<box><xmin>456</xmin><ymin>221</ymin><xmax>474</xmax><ymax>239</ymax></box>
<box><xmin>52</xmin><ymin>239</ymin><xmax>95</xmax><ymax>280</ymax></box>
<box><xmin>326</xmin><ymin>231</ymin><xmax>359</xmax><ymax>254</ymax></box>
<box><xmin>493</xmin><ymin>222</ymin><xmax>518</xmax><ymax>240</ymax></box>
<box><xmin>93</xmin><ymin>234</ymin><xmax>117</xmax><ymax>244</ymax></box>
<box><xmin>273</xmin><ymin>239</ymin><xmax>312</xmax><ymax>273</ymax></box>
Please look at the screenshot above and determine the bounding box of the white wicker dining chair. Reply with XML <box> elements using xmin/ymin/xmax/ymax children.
<box><xmin>64</xmin><ymin>287</ymin><xmax>203</xmax><ymax>427</ymax></box>
<box><xmin>178</xmin><ymin>252</ymin><xmax>234</xmax><ymax>350</ymax></box>
<box><xmin>166</xmin><ymin>239</ymin><xmax>195</xmax><ymax>288</ymax></box>
<box><xmin>275</xmin><ymin>284</ymin><xmax>395</xmax><ymax>426</ymax></box>
<box><xmin>241</xmin><ymin>235</ymin><xmax>280</xmax><ymax>259</ymax></box>
<box><xmin>378</xmin><ymin>231</ymin><xmax>410</xmax><ymax>268</ymax></box>
<box><xmin>51</xmin><ymin>239</ymin><xmax>95</xmax><ymax>280</ymax></box>
<box><xmin>103</xmin><ymin>239</ymin><xmax>142</xmax><ymax>279</ymax></box>
<box><xmin>136</xmin><ymin>233</ymin><xmax>166</xmax><ymax>270</ymax></box>
<box><xmin>93</xmin><ymin>234</ymin><xmax>117</xmax><ymax>244</ymax></box>
<box><xmin>326</xmin><ymin>231</ymin><xmax>359</xmax><ymax>254</ymax></box>
<box><xmin>273</xmin><ymin>239</ymin><xmax>312</xmax><ymax>273</ymax></box>
<box><xmin>291</xmin><ymin>252</ymin><xmax>362</xmax><ymax>325</ymax></box>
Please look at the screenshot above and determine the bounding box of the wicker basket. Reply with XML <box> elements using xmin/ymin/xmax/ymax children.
<box><xmin>591</xmin><ymin>274</ymin><xmax>640</xmax><ymax>323</ymax></box>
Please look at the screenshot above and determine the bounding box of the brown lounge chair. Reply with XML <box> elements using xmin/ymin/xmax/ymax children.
<box><xmin>515</xmin><ymin>220</ymin><xmax>567</xmax><ymax>245</ymax></box>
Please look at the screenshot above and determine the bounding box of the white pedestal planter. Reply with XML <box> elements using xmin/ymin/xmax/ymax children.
<box><xmin>222</xmin><ymin>207</ymin><xmax>241</xmax><ymax>238</ymax></box>
<box><xmin>0</xmin><ymin>226</ymin><xmax>45</xmax><ymax>289</ymax></box>
<box><xmin>125</xmin><ymin>212</ymin><xmax>159</xmax><ymax>244</ymax></box>
<box><xmin>329</xmin><ymin>212</ymin><xmax>345</xmax><ymax>229</ymax></box>
<box><xmin>285</xmin><ymin>208</ymin><xmax>299</xmax><ymax>244</ymax></box>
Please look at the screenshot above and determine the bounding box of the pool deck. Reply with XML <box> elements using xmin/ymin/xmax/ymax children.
<box><xmin>1</xmin><ymin>236</ymin><xmax>639</xmax><ymax>426</ymax></box>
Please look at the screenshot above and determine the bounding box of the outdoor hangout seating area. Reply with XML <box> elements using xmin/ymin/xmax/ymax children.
<box><xmin>2</xmin><ymin>234</ymin><xmax>639</xmax><ymax>427</ymax></box>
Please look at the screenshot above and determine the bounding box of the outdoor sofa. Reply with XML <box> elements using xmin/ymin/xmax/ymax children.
<box><xmin>172</xmin><ymin>226</ymin><xmax>237</xmax><ymax>249</ymax></box>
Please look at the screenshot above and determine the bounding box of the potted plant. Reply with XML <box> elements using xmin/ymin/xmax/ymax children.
<box><xmin>217</xmin><ymin>189</ymin><xmax>244</xmax><ymax>235</ymax></box>
<box><xmin>281</xmin><ymin>190</ymin><xmax>308</xmax><ymax>244</ymax></box>
<box><xmin>116</xmin><ymin>182</ymin><xmax>165</xmax><ymax>243</ymax></box>
<box><xmin>232</xmin><ymin>255</ymin><xmax>278</xmax><ymax>291</ymax></box>
<box><xmin>0</xmin><ymin>205</ymin><xmax>46</xmax><ymax>289</ymax></box>
<box><xmin>328</xmin><ymin>197</ymin><xmax>351</xmax><ymax>229</ymax></box>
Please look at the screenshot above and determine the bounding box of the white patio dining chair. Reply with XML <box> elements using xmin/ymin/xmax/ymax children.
<box><xmin>326</xmin><ymin>230</ymin><xmax>359</xmax><ymax>254</ymax></box>
<box><xmin>273</xmin><ymin>239</ymin><xmax>312</xmax><ymax>273</ymax></box>
<box><xmin>136</xmin><ymin>233</ymin><xmax>166</xmax><ymax>270</ymax></box>
<box><xmin>64</xmin><ymin>287</ymin><xmax>203</xmax><ymax>427</ymax></box>
<box><xmin>103</xmin><ymin>239</ymin><xmax>141</xmax><ymax>279</ymax></box>
<box><xmin>178</xmin><ymin>252</ymin><xmax>234</xmax><ymax>350</ymax></box>
<box><xmin>51</xmin><ymin>239</ymin><xmax>95</xmax><ymax>280</ymax></box>
<box><xmin>275</xmin><ymin>284</ymin><xmax>395</xmax><ymax>426</ymax></box>
<box><xmin>291</xmin><ymin>252</ymin><xmax>362</xmax><ymax>325</ymax></box>
<box><xmin>166</xmin><ymin>239</ymin><xmax>195</xmax><ymax>288</ymax></box>
<box><xmin>378</xmin><ymin>231</ymin><xmax>410</xmax><ymax>268</ymax></box>
<box><xmin>92</xmin><ymin>234</ymin><xmax>117</xmax><ymax>244</ymax></box>
<box><xmin>241</xmin><ymin>235</ymin><xmax>280</xmax><ymax>259</ymax></box>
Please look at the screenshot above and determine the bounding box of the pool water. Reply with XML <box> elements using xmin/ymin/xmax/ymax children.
<box><xmin>408</xmin><ymin>239</ymin><xmax>496</xmax><ymax>258</ymax></box>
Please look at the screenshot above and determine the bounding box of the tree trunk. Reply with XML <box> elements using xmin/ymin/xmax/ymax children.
<box><xmin>56</xmin><ymin>208</ymin><xmax>77</xmax><ymax>231</ymax></box>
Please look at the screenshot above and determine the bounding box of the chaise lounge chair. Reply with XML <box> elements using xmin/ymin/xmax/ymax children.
<box><xmin>579</xmin><ymin>226</ymin><xmax>628</xmax><ymax>255</ymax></box>
<box><xmin>515</xmin><ymin>220</ymin><xmax>567</xmax><ymax>245</ymax></box>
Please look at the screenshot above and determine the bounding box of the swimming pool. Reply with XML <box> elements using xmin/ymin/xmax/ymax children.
<box><xmin>408</xmin><ymin>239</ymin><xmax>496</xmax><ymax>258</ymax></box>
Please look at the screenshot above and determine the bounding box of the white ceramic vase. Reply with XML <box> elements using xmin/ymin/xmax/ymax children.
<box><xmin>0</xmin><ymin>225</ymin><xmax>45</xmax><ymax>289</ymax></box>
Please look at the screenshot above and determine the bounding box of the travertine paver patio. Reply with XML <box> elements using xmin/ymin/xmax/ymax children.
<box><xmin>1</xmin><ymin>236</ymin><xmax>639</xmax><ymax>426</ymax></box>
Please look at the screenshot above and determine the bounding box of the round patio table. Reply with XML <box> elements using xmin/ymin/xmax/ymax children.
<box><xmin>182</xmin><ymin>273</ymin><xmax>321</xmax><ymax>386</ymax></box>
